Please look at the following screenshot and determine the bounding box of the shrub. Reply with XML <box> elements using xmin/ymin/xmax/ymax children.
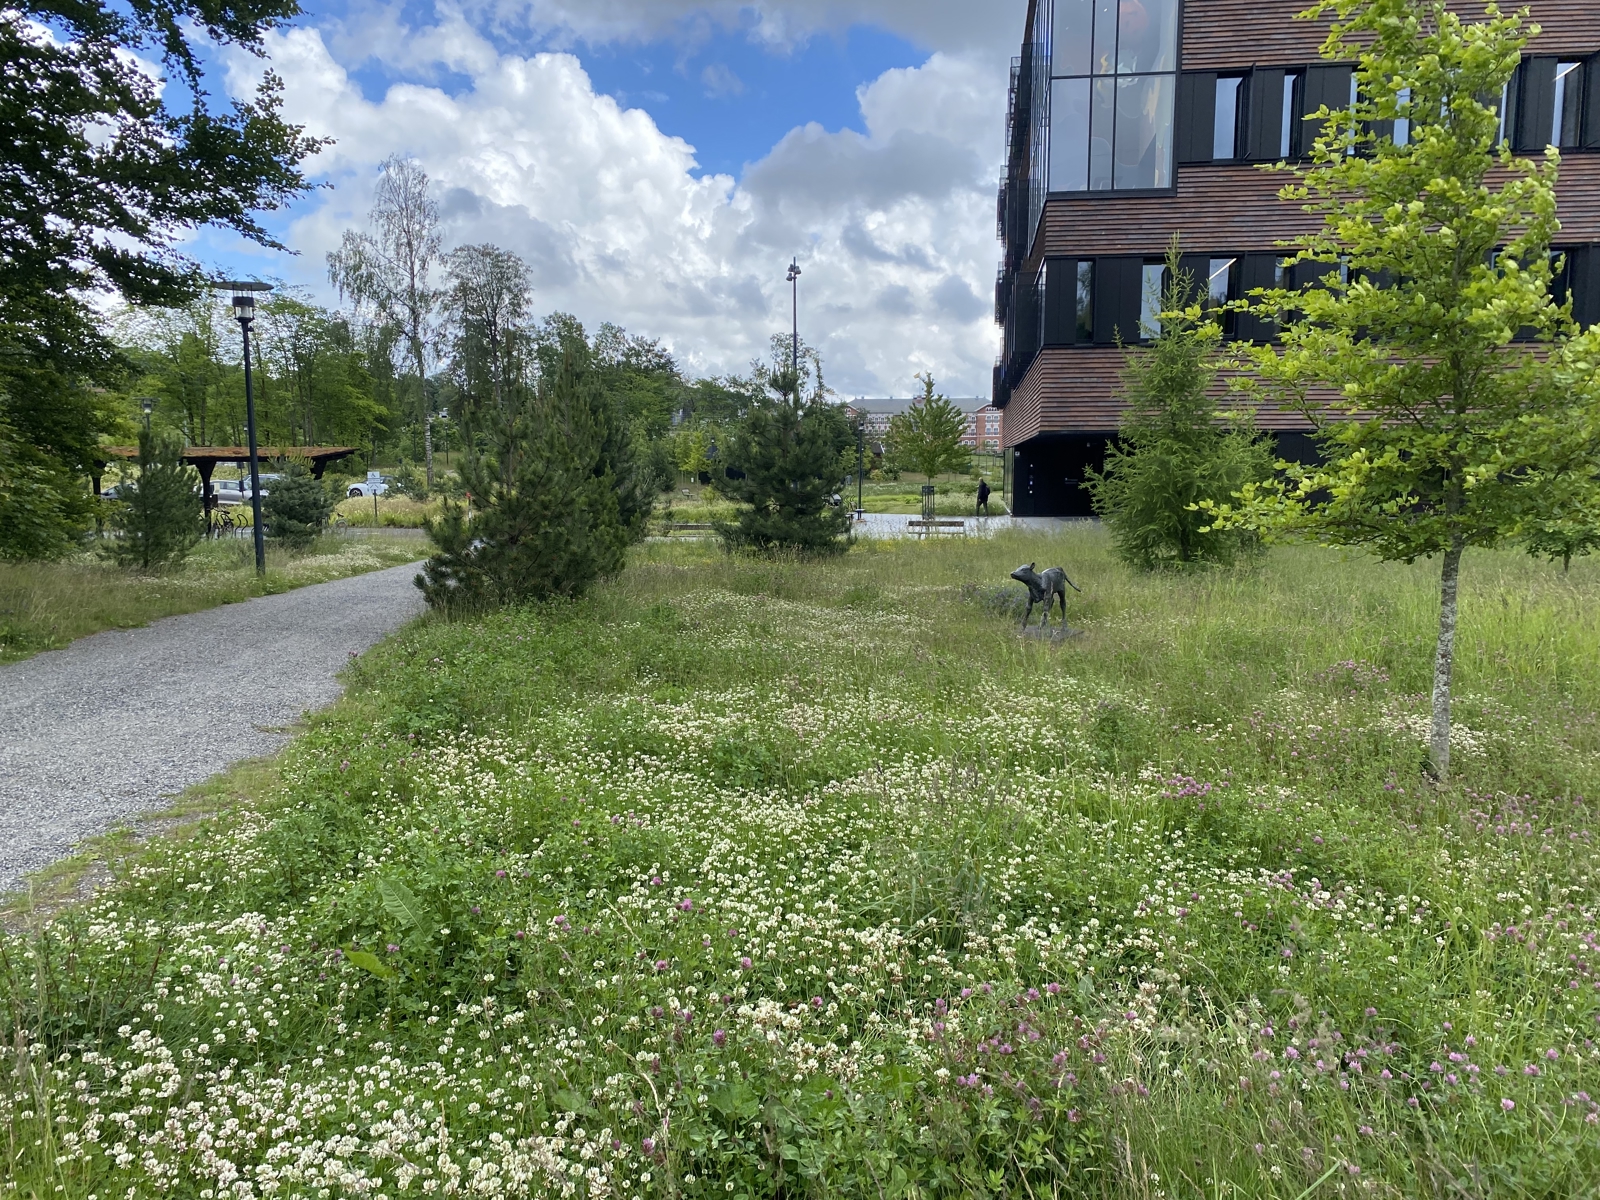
<box><xmin>103</xmin><ymin>427</ymin><xmax>202</xmax><ymax>570</ymax></box>
<box><xmin>713</xmin><ymin>369</ymin><xmax>853</xmax><ymax>555</ymax></box>
<box><xmin>1087</xmin><ymin>245</ymin><xmax>1274</xmax><ymax>569</ymax></box>
<box><xmin>262</xmin><ymin>463</ymin><xmax>334</xmax><ymax>549</ymax></box>
<box><xmin>417</xmin><ymin>344</ymin><xmax>641</xmax><ymax>612</ymax></box>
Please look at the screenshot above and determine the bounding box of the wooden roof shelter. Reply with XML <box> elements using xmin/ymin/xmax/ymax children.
<box><xmin>101</xmin><ymin>446</ymin><xmax>359</xmax><ymax>479</ymax></box>
<box><xmin>97</xmin><ymin>446</ymin><xmax>360</xmax><ymax>508</ymax></box>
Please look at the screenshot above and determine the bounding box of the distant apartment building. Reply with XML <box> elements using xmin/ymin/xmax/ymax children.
<box><xmin>964</xmin><ymin>404</ymin><xmax>1002</xmax><ymax>451</ymax></box>
<box><xmin>847</xmin><ymin>398</ymin><xmax>991</xmax><ymax>448</ymax></box>
<box><xmin>993</xmin><ymin>0</ymin><xmax>1600</xmax><ymax>516</ymax></box>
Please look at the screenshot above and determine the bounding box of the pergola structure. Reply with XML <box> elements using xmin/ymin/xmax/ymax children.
<box><xmin>98</xmin><ymin>446</ymin><xmax>360</xmax><ymax>511</ymax></box>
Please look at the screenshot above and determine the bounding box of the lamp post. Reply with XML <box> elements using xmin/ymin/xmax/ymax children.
<box><xmin>140</xmin><ymin>397</ymin><xmax>153</xmax><ymax>433</ymax></box>
<box><xmin>855</xmin><ymin>414</ymin><xmax>865</xmax><ymax>521</ymax></box>
<box><xmin>786</xmin><ymin>259</ymin><xmax>802</xmax><ymax>397</ymax></box>
<box><xmin>217</xmin><ymin>280</ymin><xmax>272</xmax><ymax>575</ymax></box>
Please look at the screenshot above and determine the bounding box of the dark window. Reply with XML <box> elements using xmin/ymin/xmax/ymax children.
<box><xmin>1042</xmin><ymin>259</ymin><xmax>1096</xmax><ymax>345</ymax></box>
<box><xmin>1140</xmin><ymin>261</ymin><xmax>1165</xmax><ymax>338</ymax></box>
<box><xmin>1076</xmin><ymin>260</ymin><xmax>1095</xmax><ymax>341</ymax></box>
<box><xmin>1214</xmin><ymin>76</ymin><xmax>1245</xmax><ymax>159</ymax></box>
<box><xmin>1048</xmin><ymin>0</ymin><xmax>1177</xmax><ymax>191</ymax></box>
<box><xmin>1569</xmin><ymin>246</ymin><xmax>1600</xmax><ymax>328</ymax></box>
<box><xmin>1280</xmin><ymin>71</ymin><xmax>1303</xmax><ymax>157</ymax></box>
<box><xmin>1554</xmin><ymin>61</ymin><xmax>1584</xmax><ymax>147</ymax></box>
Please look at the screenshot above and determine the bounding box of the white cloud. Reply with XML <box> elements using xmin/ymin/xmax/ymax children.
<box><xmin>462</xmin><ymin>0</ymin><xmax>1026</xmax><ymax>56</ymax></box>
<box><xmin>226</xmin><ymin>18</ymin><xmax>1010</xmax><ymax>395</ymax></box>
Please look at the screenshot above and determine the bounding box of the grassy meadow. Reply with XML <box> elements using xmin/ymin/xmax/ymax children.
<box><xmin>0</xmin><ymin>535</ymin><xmax>425</xmax><ymax>662</ymax></box>
<box><xmin>1</xmin><ymin>528</ymin><xmax>1597</xmax><ymax>1198</ymax></box>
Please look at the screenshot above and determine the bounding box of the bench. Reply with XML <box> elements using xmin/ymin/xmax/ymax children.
<box><xmin>664</xmin><ymin>522</ymin><xmax>715</xmax><ymax>532</ymax></box>
<box><xmin>907</xmin><ymin>518</ymin><xmax>968</xmax><ymax>536</ymax></box>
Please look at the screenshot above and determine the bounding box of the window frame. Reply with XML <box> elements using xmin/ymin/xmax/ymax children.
<box><xmin>1044</xmin><ymin>0</ymin><xmax>1183</xmax><ymax>197</ymax></box>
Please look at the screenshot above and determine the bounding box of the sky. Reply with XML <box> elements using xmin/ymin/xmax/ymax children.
<box><xmin>191</xmin><ymin>0</ymin><xmax>1028</xmax><ymax>397</ymax></box>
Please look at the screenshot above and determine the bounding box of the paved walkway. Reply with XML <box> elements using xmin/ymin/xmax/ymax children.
<box><xmin>0</xmin><ymin>563</ymin><xmax>427</xmax><ymax>893</ymax></box>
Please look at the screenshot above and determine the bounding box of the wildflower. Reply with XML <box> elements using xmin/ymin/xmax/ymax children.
<box><xmin>655</xmin><ymin>960</ymin><xmax>670</xmax><ymax>972</ymax></box>
<box><xmin>1502</xmin><ymin>1098</ymin><xmax>1515</xmax><ymax>1111</ymax></box>
<box><xmin>739</xmin><ymin>957</ymin><xmax>752</xmax><ymax>970</ymax></box>
<box><xmin>386</xmin><ymin>943</ymin><xmax>399</xmax><ymax>953</ymax></box>
<box><xmin>713</xmin><ymin>1030</ymin><xmax>726</xmax><ymax>1047</ymax></box>
<box><xmin>678</xmin><ymin>899</ymin><xmax>694</xmax><ymax>912</ymax></box>
<box><xmin>1067</xmin><ymin>1110</ymin><xmax>1081</xmax><ymax>1123</ymax></box>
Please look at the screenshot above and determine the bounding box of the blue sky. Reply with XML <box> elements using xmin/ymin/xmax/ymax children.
<box><xmin>197</xmin><ymin>0</ymin><xmax>1024</xmax><ymax>395</ymax></box>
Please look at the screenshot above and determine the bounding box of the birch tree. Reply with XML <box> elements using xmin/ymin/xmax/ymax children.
<box><xmin>328</xmin><ymin>156</ymin><xmax>443</xmax><ymax>485</ymax></box>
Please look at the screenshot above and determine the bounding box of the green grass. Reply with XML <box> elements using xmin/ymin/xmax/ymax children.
<box><xmin>2</xmin><ymin>528</ymin><xmax>1597</xmax><ymax>1198</ymax></box>
<box><xmin>0</xmin><ymin>535</ymin><xmax>426</xmax><ymax>662</ymax></box>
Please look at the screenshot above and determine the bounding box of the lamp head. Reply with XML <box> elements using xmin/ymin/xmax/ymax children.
<box><xmin>786</xmin><ymin>259</ymin><xmax>801</xmax><ymax>284</ymax></box>
<box><xmin>140</xmin><ymin>397</ymin><xmax>153</xmax><ymax>416</ymax></box>
<box><xmin>215</xmin><ymin>279</ymin><xmax>272</xmax><ymax>319</ymax></box>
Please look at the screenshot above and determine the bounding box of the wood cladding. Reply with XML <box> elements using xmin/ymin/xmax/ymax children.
<box><xmin>1036</xmin><ymin>156</ymin><xmax>1600</xmax><ymax>259</ymax></box>
<box><xmin>1004</xmin><ymin>348</ymin><xmax>1326</xmax><ymax>446</ymax></box>
<box><xmin>1183</xmin><ymin>0</ymin><xmax>1600</xmax><ymax>70</ymax></box>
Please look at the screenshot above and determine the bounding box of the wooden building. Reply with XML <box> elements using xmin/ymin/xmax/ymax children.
<box><xmin>994</xmin><ymin>0</ymin><xmax>1600</xmax><ymax>516</ymax></box>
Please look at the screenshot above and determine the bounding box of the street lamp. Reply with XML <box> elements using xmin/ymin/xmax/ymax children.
<box><xmin>140</xmin><ymin>397</ymin><xmax>153</xmax><ymax>432</ymax></box>
<box><xmin>786</xmin><ymin>258</ymin><xmax>802</xmax><ymax>394</ymax></box>
<box><xmin>216</xmin><ymin>280</ymin><xmax>272</xmax><ymax>575</ymax></box>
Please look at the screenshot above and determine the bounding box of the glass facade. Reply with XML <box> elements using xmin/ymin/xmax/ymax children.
<box><xmin>1048</xmin><ymin>0</ymin><xmax>1178</xmax><ymax>191</ymax></box>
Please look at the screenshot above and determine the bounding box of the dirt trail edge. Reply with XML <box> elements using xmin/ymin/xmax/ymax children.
<box><xmin>0</xmin><ymin>562</ymin><xmax>427</xmax><ymax>893</ymax></box>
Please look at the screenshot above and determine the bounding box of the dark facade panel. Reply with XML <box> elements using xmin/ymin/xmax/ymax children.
<box><xmin>1178</xmin><ymin>72</ymin><xmax>1220</xmax><ymax>163</ymax></box>
<box><xmin>1515</xmin><ymin>57</ymin><xmax>1559</xmax><ymax>152</ymax></box>
<box><xmin>1573</xmin><ymin>246</ymin><xmax>1600</xmax><ymax>327</ymax></box>
<box><xmin>1092</xmin><ymin>258</ymin><xmax>1145</xmax><ymax>345</ymax></box>
<box><xmin>1235</xmin><ymin>253</ymin><xmax>1283</xmax><ymax>342</ymax></box>
<box><xmin>1246</xmin><ymin>69</ymin><xmax>1287</xmax><ymax>160</ymax></box>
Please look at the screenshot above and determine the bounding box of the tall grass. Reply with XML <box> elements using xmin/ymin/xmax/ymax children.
<box><xmin>0</xmin><ymin>527</ymin><xmax>1596</xmax><ymax>1198</ymax></box>
<box><xmin>0</xmin><ymin>535</ymin><xmax>425</xmax><ymax>661</ymax></box>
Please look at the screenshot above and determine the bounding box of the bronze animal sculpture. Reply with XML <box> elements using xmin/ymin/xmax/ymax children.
<box><xmin>1010</xmin><ymin>562</ymin><xmax>1080</xmax><ymax>629</ymax></box>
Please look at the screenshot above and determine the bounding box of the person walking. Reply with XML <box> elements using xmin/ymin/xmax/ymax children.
<box><xmin>977</xmin><ymin>477</ymin><xmax>991</xmax><ymax>517</ymax></box>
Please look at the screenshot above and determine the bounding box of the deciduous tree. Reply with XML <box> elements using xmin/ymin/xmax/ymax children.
<box><xmin>1210</xmin><ymin>0</ymin><xmax>1600</xmax><ymax>780</ymax></box>
<box><xmin>886</xmin><ymin>374</ymin><xmax>970</xmax><ymax>483</ymax></box>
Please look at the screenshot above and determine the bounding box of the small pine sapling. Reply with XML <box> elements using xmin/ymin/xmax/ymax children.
<box><xmin>1087</xmin><ymin>242</ymin><xmax>1274</xmax><ymax>569</ymax></box>
<box><xmin>104</xmin><ymin>427</ymin><xmax>203</xmax><ymax>570</ymax></box>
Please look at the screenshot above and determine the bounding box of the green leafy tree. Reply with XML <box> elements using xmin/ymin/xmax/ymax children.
<box><xmin>1087</xmin><ymin>246</ymin><xmax>1274</xmax><ymax>568</ymax></box>
<box><xmin>1210</xmin><ymin>0</ymin><xmax>1600</xmax><ymax>780</ymax></box>
<box><xmin>0</xmin><ymin>413</ymin><xmax>97</xmax><ymax>560</ymax></box>
<box><xmin>713</xmin><ymin>368</ymin><xmax>853</xmax><ymax>555</ymax></box>
<box><xmin>886</xmin><ymin>374</ymin><xmax>970</xmax><ymax>483</ymax></box>
<box><xmin>104</xmin><ymin>427</ymin><xmax>202</xmax><ymax>570</ymax></box>
<box><xmin>262</xmin><ymin>462</ymin><xmax>334</xmax><ymax>549</ymax></box>
<box><xmin>328</xmin><ymin>157</ymin><xmax>444</xmax><ymax>486</ymax></box>
<box><xmin>417</xmin><ymin>346</ymin><xmax>637</xmax><ymax>613</ymax></box>
<box><xmin>2</xmin><ymin>0</ymin><xmax>322</xmax><ymax>540</ymax></box>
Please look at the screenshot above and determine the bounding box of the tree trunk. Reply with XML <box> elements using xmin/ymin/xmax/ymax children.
<box><xmin>1429</xmin><ymin>537</ymin><xmax>1465</xmax><ymax>781</ymax></box>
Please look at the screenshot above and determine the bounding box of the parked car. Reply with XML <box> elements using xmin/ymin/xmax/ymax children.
<box><xmin>346</xmin><ymin>472</ymin><xmax>393</xmax><ymax>498</ymax></box>
<box><xmin>212</xmin><ymin>474</ymin><xmax>281</xmax><ymax>505</ymax></box>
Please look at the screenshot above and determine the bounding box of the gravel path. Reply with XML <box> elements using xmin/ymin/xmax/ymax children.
<box><xmin>0</xmin><ymin>562</ymin><xmax>427</xmax><ymax>893</ymax></box>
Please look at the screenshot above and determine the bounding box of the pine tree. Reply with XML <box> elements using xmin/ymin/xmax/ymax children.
<box><xmin>713</xmin><ymin>368</ymin><xmax>852</xmax><ymax>555</ymax></box>
<box><xmin>1087</xmin><ymin>244</ymin><xmax>1274</xmax><ymax>569</ymax></box>
<box><xmin>262</xmin><ymin>462</ymin><xmax>334</xmax><ymax>549</ymax></box>
<box><xmin>104</xmin><ymin>427</ymin><xmax>202</xmax><ymax>570</ymax></box>
<box><xmin>416</xmin><ymin>345</ymin><xmax>635</xmax><ymax>612</ymax></box>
